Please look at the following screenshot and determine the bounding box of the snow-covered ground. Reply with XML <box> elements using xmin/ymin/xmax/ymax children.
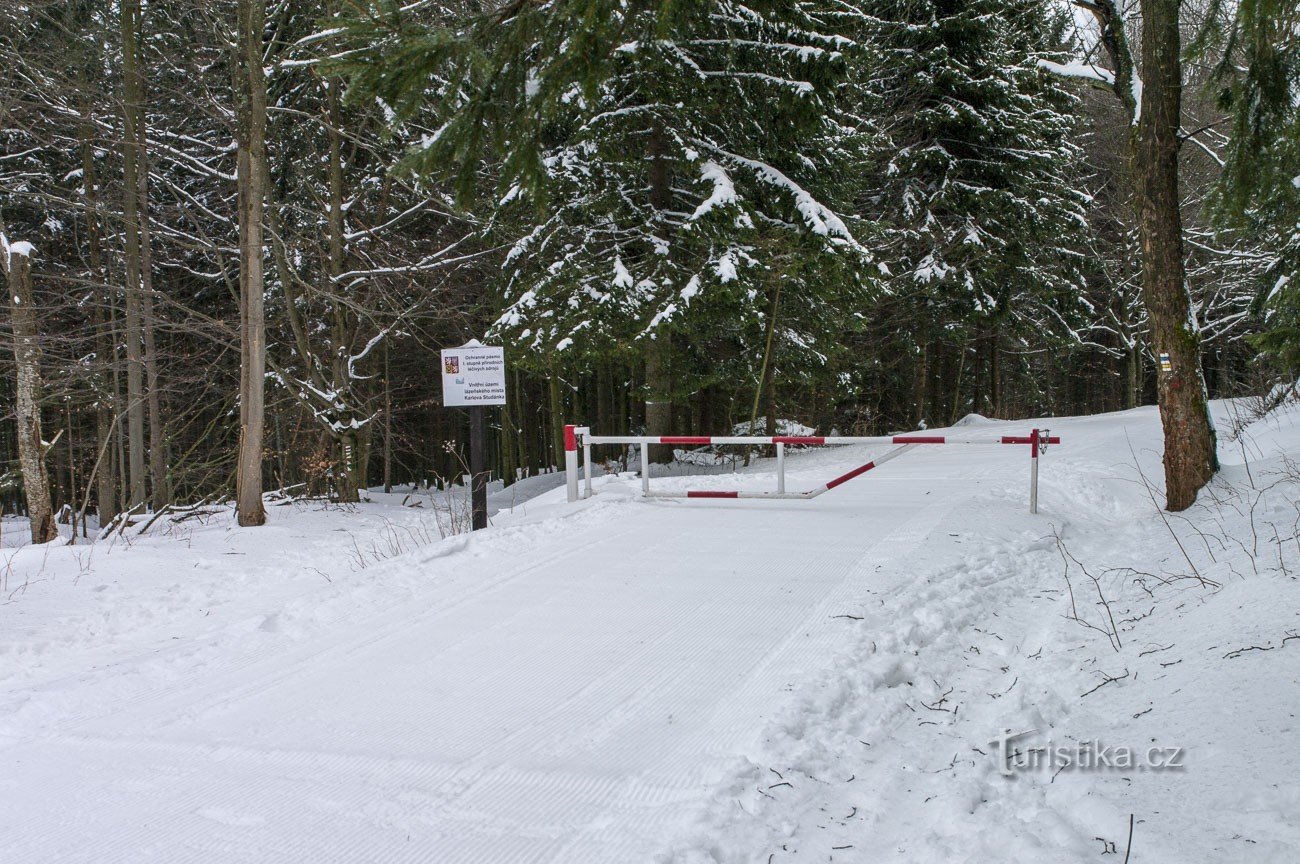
<box><xmin>2</xmin><ymin>401</ymin><xmax>1298</xmax><ymax>863</ymax></box>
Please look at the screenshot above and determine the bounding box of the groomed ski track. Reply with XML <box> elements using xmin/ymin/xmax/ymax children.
<box><xmin>3</xmin><ymin>436</ymin><xmax>1012</xmax><ymax>863</ymax></box>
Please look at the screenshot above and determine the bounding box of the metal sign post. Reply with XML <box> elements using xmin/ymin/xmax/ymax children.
<box><xmin>441</xmin><ymin>340</ymin><xmax>507</xmax><ymax>531</ymax></box>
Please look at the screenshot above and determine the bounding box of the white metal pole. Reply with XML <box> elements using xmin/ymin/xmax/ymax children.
<box><xmin>582</xmin><ymin>430</ymin><xmax>593</xmax><ymax>499</ymax></box>
<box><xmin>1029</xmin><ymin>428</ymin><xmax>1039</xmax><ymax>515</ymax></box>
<box><xmin>641</xmin><ymin>442</ymin><xmax>650</xmax><ymax>496</ymax></box>
<box><xmin>776</xmin><ymin>442</ymin><xmax>785</xmax><ymax>494</ymax></box>
<box><xmin>564</xmin><ymin>424</ymin><xmax>579</xmax><ymax>503</ymax></box>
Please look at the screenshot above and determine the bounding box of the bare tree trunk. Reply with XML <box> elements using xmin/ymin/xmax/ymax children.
<box><xmin>137</xmin><ymin>150</ymin><xmax>169</xmax><ymax>511</ymax></box>
<box><xmin>234</xmin><ymin>0</ymin><xmax>268</xmax><ymax>527</ymax></box>
<box><xmin>948</xmin><ymin>339</ymin><xmax>968</xmax><ymax>427</ymax></box>
<box><xmin>1126</xmin><ymin>338</ymin><xmax>1141</xmax><ymax>410</ymax></box>
<box><xmin>743</xmin><ymin>280</ymin><xmax>782</xmax><ymax>464</ymax></box>
<box><xmin>2</xmin><ymin>237</ymin><xmax>58</xmax><ymax>544</ymax></box>
<box><xmin>382</xmin><ymin>341</ymin><xmax>393</xmax><ymax>493</ymax></box>
<box><xmin>323</xmin><ymin>79</ymin><xmax>372</xmax><ymax>503</ymax></box>
<box><xmin>547</xmin><ymin>370</ymin><xmax>565</xmax><ymax>468</ymax></box>
<box><xmin>1133</xmin><ymin>0</ymin><xmax>1217</xmax><ymax>510</ymax></box>
<box><xmin>114</xmin><ymin>0</ymin><xmax>168</xmax><ymax>510</ymax></box>
<box><xmin>81</xmin><ymin>104</ymin><xmax>119</xmax><ymax>527</ymax></box>
<box><xmin>643</xmin><ymin>124</ymin><xmax>676</xmax><ymax>464</ymax></box>
<box><xmin>912</xmin><ymin>342</ymin><xmax>928</xmax><ymax>428</ymax></box>
<box><xmin>65</xmin><ymin>403</ymin><xmax>78</xmax><ymax>542</ymax></box>
<box><xmin>1070</xmin><ymin>0</ymin><xmax>1218</xmax><ymax>511</ymax></box>
<box><xmin>643</xmin><ymin>337</ymin><xmax>674</xmax><ymax>463</ymax></box>
<box><xmin>119</xmin><ymin>0</ymin><xmax>148</xmax><ymax>510</ymax></box>
<box><xmin>110</xmin><ymin>301</ymin><xmax>128</xmax><ymax>515</ymax></box>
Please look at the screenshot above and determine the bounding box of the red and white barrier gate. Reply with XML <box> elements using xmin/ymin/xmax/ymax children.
<box><xmin>565</xmin><ymin>427</ymin><xmax>1060</xmax><ymax>513</ymax></box>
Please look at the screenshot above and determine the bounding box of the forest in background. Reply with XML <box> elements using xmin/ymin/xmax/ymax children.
<box><xmin>0</xmin><ymin>0</ymin><xmax>1294</xmax><ymax>535</ymax></box>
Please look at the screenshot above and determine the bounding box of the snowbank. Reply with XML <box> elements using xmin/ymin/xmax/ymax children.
<box><xmin>663</xmin><ymin>399</ymin><xmax>1300</xmax><ymax>863</ymax></box>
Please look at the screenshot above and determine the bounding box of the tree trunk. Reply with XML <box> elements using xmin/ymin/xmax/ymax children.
<box><xmin>1126</xmin><ymin>338</ymin><xmax>1141</xmax><ymax>410</ymax></box>
<box><xmin>1133</xmin><ymin>0</ymin><xmax>1217</xmax><ymax>511</ymax></box>
<box><xmin>81</xmin><ymin>105</ymin><xmax>119</xmax><ymax>527</ymax></box>
<box><xmin>547</xmin><ymin>371</ymin><xmax>564</xmax><ymax>469</ymax></box>
<box><xmin>336</xmin><ymin>429</ymin><xmax>370</xmax><ymax>501</ymax></box>
<box><xmin>119</xmin><ymin>0</ymin><xmax>148</xmax><ymax>510</ymax></box>
<box><xmin>2</xmin><ymin>239</ymin><xmax>58</xmax><ymax>544</ymax></box>
<box><xmin>912</xmin><ymin>342</ymin><xmax>928</xmax><ymax>429</ymax></box>
<box><xmin>110</xmin><ymin>301</ymin><xmax>129</xmax><ymax>516</ymax></box>
<box><xmin>643</xmin><ymin>336</ymin><xmax>674</xmax><ymax>463</ymax></box>
<box><xmin>138</xmin><ymin>176</ymin><xmax>169</xmax><ymax>511</ymax></box>
<box><xmin>324</xmin><ymin>79</ymin><xmax>367</xmax><ymax>504</ymax></box>
<box><xmin>949</xmin><ymin>340</ymin><xmax>968</xmax><ymax>427</ymax></box>
<box><xmin>234</xmin><ymin>0</ymin><xmax>268</xmax><ymax>527</ymax></box>
<box><xmin>643</xmin><ymin>123</ymin><xmax>676</xmax><ymax>464</ymax></box>
<box><xmin>382</xmin><ymin>341</ymin><xmax>393</xmax><ymax>493</ymax></box>
<box><xmin>1074</xmin><ymin>0</ymin><xmax>1218</xmax><ymax>510</ymax></box>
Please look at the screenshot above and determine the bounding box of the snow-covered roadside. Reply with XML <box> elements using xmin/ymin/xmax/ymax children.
<box><xmin>0</xmin><ymin>479</ymin><xmax>625</xmax><ymax>740</ymax></box>
<box><xmin>663</xmin><ymin>401</ymin><xmax>1300</xmax><ymax>864</ymax></box>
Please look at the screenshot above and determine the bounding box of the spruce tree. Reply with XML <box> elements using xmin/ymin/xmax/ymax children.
<box><xmin>328</xmin><ymin>0</ymin><xmax>876</xmax><ymax>430</ymax></box>
<box><xmin>859</xmin><ymin>0</ymin><xmax>1090</xmax><ymax>392</ymax></box>
<box><xmin>1200</xmin><ymin>0</ymin><xmax>1300</xmax><ymax>371</ymax></box>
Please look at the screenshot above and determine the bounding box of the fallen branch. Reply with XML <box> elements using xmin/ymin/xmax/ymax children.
<box><xmin>1081</xmin><ymin>667</ymin><xmax>1130</xmax><ymax>698</ymax></box>
<box><xmin>1223</xmin><ymin>631</ymin><xmax>1300</xmax><ymax>660</ymax></box>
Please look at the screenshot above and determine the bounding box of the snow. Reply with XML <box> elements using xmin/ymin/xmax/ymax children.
<box><xmin>1268</xmin><ymin>273</ymin><xmax>1290</xmax><ymax>301</ymax></box>
<box><xmin>715</xmin><ymin>250</ymin><xmax>738</xmax><ymax>282</ymax></box>
<box><xmin>612</xmin><ymin>256</ymin><xmax>634</xmax><ymax>288</ymax></box>
<box><xmin>690</xmin><ymin>161</ymin><xmax>740</xmax><ymax>221</ymax></box>
<box><xmin>1</xmin><ymin>235</ymin><xmax>35</xmax><ymax>258</ymax></box>
<box><xmin>680</xmin><ymin>274</ymin><xmax>700</xmax><ymax>302</ymax></box>
<box><xmin>2</xmin><ymin>402</ymin><xmax>1299</xmax><ymax>863</ymax></box>
<box><xmin>1037</xmin><ymin>58</ymin><xmax>1115</xmax><ymax>87</ymax></box>
<box><xmin>714</xmin><ymin>150</ymin><xmax>861</xmax><ymax>247</ymax></box>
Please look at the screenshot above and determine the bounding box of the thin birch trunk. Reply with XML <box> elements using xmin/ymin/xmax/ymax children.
<box><xmin>2</xmin><ymin>236</ymin><xmax>57</xmax><ymax>544</ymax></box>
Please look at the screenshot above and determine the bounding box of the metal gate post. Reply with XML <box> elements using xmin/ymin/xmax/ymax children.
<box><xmin>776</xmin><ymin>442</ymin><xmax>785</xmax><ymax>494</ymax></box>
<box><xmin>1029</xmin><ymin>428</ymin><xmax>1040</xmax><ymax>514</ymax></box>
<box><xmin>564</xmin><ymin>424</ymin><xmax>579</xmax><ymax>503</ymax></box>
<box><xmin>582</xmin><ymin>428</ymin><xmax>593</xmax><ymax>499</ymax></box>
<box><xmin>641</xmin><ymin>442</ymin><xmax>650</xmax><ymax>496</ymax></box>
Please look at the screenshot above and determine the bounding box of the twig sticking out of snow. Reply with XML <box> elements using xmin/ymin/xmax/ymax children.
<box><xmin>1080</xmin><ymin>667</ymin><xmax>1130</xmax><ymax>698</ymax></box>
<box><xmin>1054</xmin><ymin>528</ymin><xmax>1123</xmax><ymax>652</ymax></box>
<box><xmin>1125</xmin><ymin>434</ymin><xmax>1218</xmax><ymax>588</ymax></box>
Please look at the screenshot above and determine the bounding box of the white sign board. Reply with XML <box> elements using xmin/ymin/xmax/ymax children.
<box><xmin>441</xmin><ymin>341</ymin><xmax>507</xmax><ymax>407</ymax></box>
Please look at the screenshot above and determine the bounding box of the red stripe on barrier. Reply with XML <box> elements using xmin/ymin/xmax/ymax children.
<box><xmin>892</xmin><ymin>435</ymin><xmax>945</xmax><ymax>444</ymax></box>
<box><xmin>1001</xmin><ymin>435</ymin><xmax>1061</xmax><ymax>445</ymax></box>
<box><xmin>564</xmin><ymin>424</ymin><xmax>577</xmax><ymax>452</ymax></box>
<box><xmin>773</xmin><ymin>436</ymin><xmax>825</xmax><ymax>445</ymax></box>
<box><xmin>660</xmin><ymin>436</ymin><xmax>713</xmax><ymax>445</ymax></box>
<box><xmin>687</xmin><ymin>490</ymin><xmax>739</xmax><ymax>498</ymax></box>
<box><xmin>826</xmin><ymin>461</ymin><xmax>876</xmax><ymax>490</ymax></box>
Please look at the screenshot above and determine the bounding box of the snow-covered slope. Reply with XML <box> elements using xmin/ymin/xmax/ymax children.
<box><xmin>668</xmin><ymin>400</ymin><xmax>1300</xmax><ymax>864</ymax></box>
<box><xmin>1</xmin><ymin>403</ymin><xmax>1297</xmax><ymax>863</ymax></box>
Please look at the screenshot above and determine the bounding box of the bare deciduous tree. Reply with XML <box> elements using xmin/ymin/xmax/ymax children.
<box><xmin>1</xmin><ymin>226</ymin><xmax>57</xmax><ymax>543</ymax></box>
<box><xmin>234</xmin><ymin>0</ymin><xmax>267</xmax><ymax>527</ymax></box>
